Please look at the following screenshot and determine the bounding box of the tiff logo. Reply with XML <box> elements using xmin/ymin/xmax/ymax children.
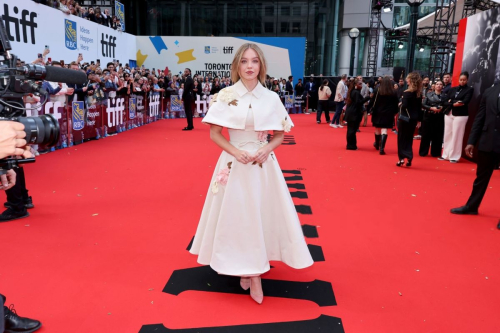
<box><xmin>223</xmin><ymin>46</ymin><xmax>233</xmax><ymax>54</ymax></box>
<box><xmin>101</xmin><ymin>33</ymin><xmax>117</xmax><ymax>58</ymax></box>
<box><xmin>148</xmin><ymin>94</ymin><xmax>160</xmax><ymax>117</ymax></box>
<box><xmin>106</xmin><ymin>98</ymin><xmax>125</xmax><ymax>127</ymax></box>
<box><xmin>1</xmin><ymin>4</ymin><xmax>37</xmax><ymax>44</ymax></box>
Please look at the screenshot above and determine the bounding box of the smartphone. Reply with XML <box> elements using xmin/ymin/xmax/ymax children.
<box><xmin>91</xmin><ymin>61</ymin><xmax>95</xmax><ymax>65</ymax></box>
<box><xmin>60</xmin><ymin>60</ymin><xmax>65</xmax><ymax>66</ymax></box>
<box><xmin>48</xmin><ymin>57</ymin><xmax>52</xmax><ymax>63</ymax></box>
<box><xmin>79</xmin><ymin>53</ymin><xmax>82</xmax><ymax>57</ymax></box>
<box><xmin>113</xmin><ymin>59</ymin><xmax>116</xmax><ymax>63</ymax></box>
<box><xmin>97</xmin><ymin>59</ymin><xmax>100</xmax><ymax>64</ymax></box>
<box><xmin>45</xmin><ymin>45</ymin><xmax>49</xmax><ymax>50</ymax></box>
<box><xmin>38</xmin><ymin>53</ymin><xmax>43</xmax><ymax>59</ymax></box>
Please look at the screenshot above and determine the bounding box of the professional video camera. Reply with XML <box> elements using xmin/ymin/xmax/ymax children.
<box><xmin>0</xmin><ymin>20</ymin><xmax>86</xmax><ymax>174</ymax></box>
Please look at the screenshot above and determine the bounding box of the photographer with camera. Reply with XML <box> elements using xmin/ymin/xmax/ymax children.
<box><xmin>0</xmin><ymin>118</ymin><xmax>36</xmax><ymax>222</ymax></box>
<box><xmin>0</xmin><ymin>121</ymin><xmax>41</xmax><ymax>332</ymax></box>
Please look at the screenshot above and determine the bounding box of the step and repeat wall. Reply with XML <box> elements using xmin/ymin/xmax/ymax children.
<box><xmin>453</xmin><ymin>7</ymin><xmax>500</xmax><ymax>160</ymax></box>
<box><xmin>0</xmin><ymin>0</ymin><xmax>137</xmax><ymax>65</ymax></box>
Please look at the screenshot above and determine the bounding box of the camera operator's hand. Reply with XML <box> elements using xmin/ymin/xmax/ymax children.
<box><xmin>0</xmin><ymin>121</ymin><xmax>33</xmax><ymax>159</ymax></box>
<box><xmin>0</xmin><ymin>170</ymin><xmax>16</xmax><ymax>191</ymax></box>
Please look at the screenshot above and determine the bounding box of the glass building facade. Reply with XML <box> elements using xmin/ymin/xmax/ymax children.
<box><xmin>121</xmin><ymin>0</ymin><xmax>445</xmax><ymax>77</ymax></box>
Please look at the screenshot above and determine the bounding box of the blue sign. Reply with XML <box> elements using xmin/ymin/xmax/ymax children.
<box><xmin>170</xmin><ymin>96</ymin><xmax>184</xmax><ymax>112</ymax></box>
<box><xmin>129</xmin><ymin>98</ymin><xmax>136</xmax><ymax>119</ymax></box>
<box><xmin>72</xmin><ymin>102</ymin><xmax>85</xmax><ymax>130</ymax></box>
<box><xmin>65</xmin><ymin>19</ymin><xmax>77</xmax><ymax>50</ymax></box>
<box><xmin>115</xmin><ymin>1</ymin><xmax>125</xmax><ymax>31</ymax></box>
<box><xmin>285</xmin><ymin>95</ymin><xmax>294</xmax><ymax>109</ymax></box>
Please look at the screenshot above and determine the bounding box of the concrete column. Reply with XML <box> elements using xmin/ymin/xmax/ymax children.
<box><xmin>338</xmin><ymin>29</ymin><xmax>354</xmax><ymax>76</ymax></box>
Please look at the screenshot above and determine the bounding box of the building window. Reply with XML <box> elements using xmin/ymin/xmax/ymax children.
<box><xmin>281</xmin><ymin>6</ymin><xmax>290</xmax><ymax>16</ymax></box>
<box><xmin>292</xmin><ymin>7</ymin><xmax>301</xmax><ymax>16</ymax></box>
<box><xmin>292</xmin><ymin>22</ymin><xmax>301</xmax><ymax>33</ymax></box>
<box><xmin>281</xmin><ymin>22</ymin><xmax>290</xmax><ymax>33</ymax></box>
<box><xmin>265</xmin><ymin>6</ymin><xmax>274</xmax><ymax>16</ymax></box>
<box><xmin>264</xmin><ymin>22</ymin><xmax>274</xmax><ymax>33</ymax></box>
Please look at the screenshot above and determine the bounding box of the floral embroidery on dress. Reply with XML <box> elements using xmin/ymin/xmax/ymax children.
<box><xmin>282</xmin><ymin>117</ymin><xmax>292</xmax><ymax>133</ymax></box>
<box><xmin>217</xmin><ymin>88</ymin><xmax>238</xmax><ymax>106</ymax></box>
<box><xmin>209</xmin><ymin>93</ymin><xmax>218</xmax><ymax>108</ymax></box>
<box><xmin>212</xmin><ymin>162</ymin><xmax>233</xmax><ymax>194</ymax></box>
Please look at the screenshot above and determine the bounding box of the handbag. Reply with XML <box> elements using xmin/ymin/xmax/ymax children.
<box><xmin>398</xmin><ymin>104</ymin><xmax>410</xmax><ymax>123</ymax></box>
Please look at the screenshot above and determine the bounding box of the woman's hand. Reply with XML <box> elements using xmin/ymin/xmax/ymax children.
<box><xmin>234</xmin><ymin>150</ymin><xmax>254</xmax><ymax>164</ymax></box>
<box><xmin>254</xmin><ymin>146</ymin><xmax>271</xmax><ymax>164</ymax></box>
<box><xmin>0</xmin><ymin>170</ymin><xmax>16</xmax><ymax>191</ymax></box>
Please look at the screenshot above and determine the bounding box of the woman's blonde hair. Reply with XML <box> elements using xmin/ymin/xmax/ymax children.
<box><xmin>405</xmin><ymin>72</ymin><xmax>423</xmax><ymax>98</ymax></box>
<box><xmin>231</xmin><ymin>43</ymin><xmax>268</xmax><ymax>84</ymax></box>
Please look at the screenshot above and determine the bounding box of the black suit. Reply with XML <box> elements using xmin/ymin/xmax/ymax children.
<box><xmin>345</xmin><ymin>89</ymin><xmax>370</xmax><ymax>149</ymax></box>
<box><xmin>183</xmin><ymin>75</ymin><xmax>194</xmax><ymax>129</ymax></box>
<box><xmin>464</xmin><ymin>83</ymin><xmax>500</xmax><ymax>211</ymax></box>
<box><xmin>285</xmin><ymin>81</ymin><xmax>294</xmax><ymax>95</ymax></box>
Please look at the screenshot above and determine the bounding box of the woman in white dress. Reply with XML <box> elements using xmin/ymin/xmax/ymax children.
<box><xmin>189</xmin><ymin>43</ymin><xmax>313</xmax><ymax>304</ymax></box>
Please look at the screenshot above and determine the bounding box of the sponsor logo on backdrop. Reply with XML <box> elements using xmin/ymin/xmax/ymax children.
<box><xmin>106</xmin><ymin>98</ymin><xmax>125</xmax><ymax>127</ymax></box>
<box><xmin>79</xmin><ymin>25</ymin><xmax>93</xmax><ymax>51</ymax></box>
<box><xmin>195</xmin><ymin>94</ymin><xmax>213</xmax><ymax>114</ymax></box>
<box><xmin>129</xmin><ymin>98</ymin><xmax>136</xmax><ymax>119</ymax></box>
<box><xmin>223</xmin><ymin>46</ymin><xmax>233</xmax><ymax>54</ymax></box>
<box><xmin>170</xmin><ymin>95</ymin><xmax>183</xmax><ymax>112</ymax></box>
<box><xmin>86</xmin><ymin>109</ymin><xmax>99</xmax><ymax>126</ymax></box>
<box><xmin>65</xmin><ymin>19</ymin><xmax>77</xmax><ymax>50</ymax></box>
<box><xmin>72</xmin><ymin>101</ymin><xmax>85</xmax><ymax>130</ymax></box>
<box><xmin>44</xmin><ymin>101</ymin><xmax>63</xmax><ymax>120</ymax></box>
<box><xmin>149</xmin><ymin>94</ymin><xmax>160</xmax><ymax>117</ymax></box>
<box><xmin>115</xmin><ymin>1</ymin><xmax>125</xmax><ymax>31</ymax></box>
<box><xmin>1</xmin><ymin>3</ymin><xmax>38</xmax><ymax>44</ymax></box>
<box><xmin>211</xmin><ymin>46</ymin><xmax>219</xmax><ymax>53</ymax></box>
<box><xmin>100</xmin><ymin>33</ymin><xmax>117</xmax><ymax>58</ymax></box>
<box><xmin>285</xmin><ymin>95</ymin><xmax>294</xmax><ymax>109</ymax></box>
<box><xmin>204</xmin><ymin>46</ymin><xmax>210</xmax><ymax>54</ymax></box>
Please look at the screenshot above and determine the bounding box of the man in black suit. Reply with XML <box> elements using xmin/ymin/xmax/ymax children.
<box><xmin>182</xmin><ymin>68</ymin><xmax>194</xmax><ymax>131</ymax></box>
<box><xmin>285</xmin><ymin>76</ymin><xmax>294</xmax><ymax>95</ymax></box>
<box><xmin>451</xmin><ymin>82</ymin><xmax>500</xmax><ymax>229</ymax></box>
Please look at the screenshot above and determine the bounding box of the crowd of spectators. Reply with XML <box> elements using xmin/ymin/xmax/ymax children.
<box><xmin>33</xmin><ymin>0</ymin><xmax>124</xmax><ymax>30</ymax></box>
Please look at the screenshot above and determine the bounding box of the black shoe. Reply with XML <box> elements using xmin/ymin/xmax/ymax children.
<box><xmin>0</xmin><ymin>208</ymin><xmax>30</xmax><ymax>223</ymax></box>
<box><xmin>497</xmin><ymin>220</ymin><xmax>500</xmax><ymax>230</ymax></box>
<box><xmin>437</xmin><ymin>157</ymin><xmax>446</xmax><ymax>161</ymax></box>
<box><xmin>379</xmin><ymin>134</ymin><xmax>387</xmax><ymax>155</ymax></box>
<box><xmin>406</xmin><ymin>159</ymin><xmax>412</xmax><ymax>167</ymax></box>
<box><xmin>373</xmin><ymin>134</ymin><xmax>381</xmax><ymax>150</ymax></box>
<box><xmin>182</xmin><ymin>127</ymin><xmax>194</xmax><ymax>131</ymax></box>
<box><xmin>356</xmin><ymin>129</ymin><xmax>361</xmax><ymax>132</ymax></box>
<box><xmin>346</xmin><ymin>147</ymin><xmax>358</xmax><ymax>151</ymax></box>
<box><xmin>450</xmin><ymin>205</ymin><xmax>478</xmax><ymax>215</ymax></box>
<box><xmin>4</xmin><ymin>305</ymin><xmax>42</xmax><ymax>333</ymax></box>
<box><xmin>4</xmin><ymin>196</ymin><xmax>34</xmax><ymax>210</ymax></box>
<box><xmin>316</xmin><ymin>121</ymin><xmax>320</xmax><ymax>124</ymax></box>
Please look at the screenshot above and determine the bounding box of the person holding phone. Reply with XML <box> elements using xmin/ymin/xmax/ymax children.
<box><xmin>439</xmin><ymin>72</ymin><xmax>474</xmax><ymax>163</ymax></box>
<box><xmin>419</xmin><ymin>80</ymin><xmax>448</xmax><ymax>157</ymax></box>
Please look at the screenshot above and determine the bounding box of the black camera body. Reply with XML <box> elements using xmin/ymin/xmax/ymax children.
<box><xmin>0</xmin><ymin>19</ymin><xmax>60</xmax><ymax>172</ymax></box>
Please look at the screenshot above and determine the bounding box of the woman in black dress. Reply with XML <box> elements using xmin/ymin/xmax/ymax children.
<box><xmin>397</xmin><ymin>72</ymin><xmax>423</xmax><ymax>167</ymax></box>
<box><xmin>419</xmin><ymin>80</ymin><xmax>447</xmax><ymax>157</ymax></box>
<box><xmin>345</xmin><ymin>78</ymin><xmax>370</xmax><ymax>150</ymax></box>
<box><xmin>371</xmin><ymin>77</ymin><xmax>399</xmax><ymax>155</ymax></box>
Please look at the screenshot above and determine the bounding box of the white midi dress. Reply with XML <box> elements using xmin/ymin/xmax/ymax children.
<box><xmin>189</xmin><ymin>91</ymin><xmax>314</xmax><ymax>276</ymax></box>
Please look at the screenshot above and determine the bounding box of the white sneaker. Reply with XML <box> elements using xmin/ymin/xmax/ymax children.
<box><xmin>330</xmin><ymin>124</ymin><xmax>337</xmax><ymax>128</ymax></box>
<box><xmin>337</xmin><ymin>124</ymin><xmax>344</xmax><ymax>128</ymax></box>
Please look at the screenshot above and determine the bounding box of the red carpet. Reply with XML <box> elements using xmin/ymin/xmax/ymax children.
<box><xmin>1</xmin><ymin>114</ymin><xmax>499</xmax><ymax>332</ymax></box>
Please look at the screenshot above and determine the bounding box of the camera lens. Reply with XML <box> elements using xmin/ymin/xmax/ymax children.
<box><xmin>17</xmin><ymin>115</ymin><xmax>60</xmax><ymax>147</ymax></box>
